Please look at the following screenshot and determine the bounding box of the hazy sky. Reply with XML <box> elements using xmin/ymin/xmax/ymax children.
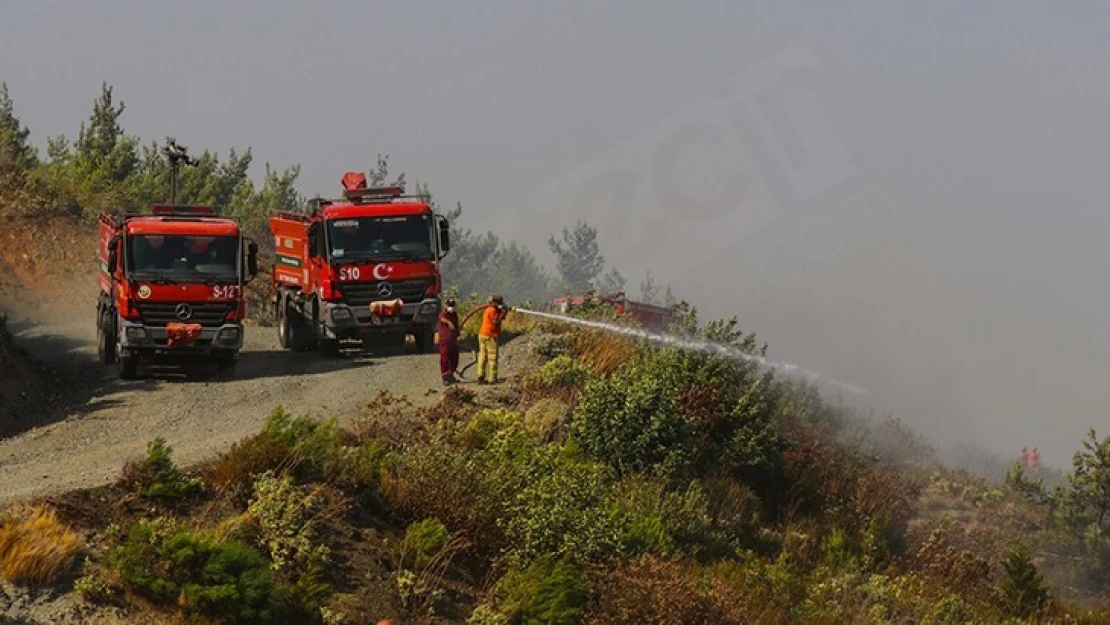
<box><xmin>4</xmin><ymin>1</ymin><xmax>1110</xmax><ymax>467</ymax></box>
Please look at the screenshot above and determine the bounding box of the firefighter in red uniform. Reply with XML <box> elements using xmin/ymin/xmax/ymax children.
<box><xmin>438</xmin><ymin>298</ymin><xmax>460</xmax><ymax>385</ymax></box>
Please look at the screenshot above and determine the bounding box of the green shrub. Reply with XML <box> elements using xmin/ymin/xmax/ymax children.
<box><xmin>380</xmin><ymin>419</ymin><xmax>547</xmax><ymax>560</ymax></box>
<box><xmin>110</xmin><ymin>518</ymin><xmax>286</xmax><ymax>623</ymax></box>
<box><xmin>207</xmin><ymin>432</ymin><xmax>293</xmax><ymax>503</ymax></box>
<box><xmin>523</xmin><ymin>398</ymin><xmax>572</xmax><ymax>442</ymax></box>
<box><xmin>571</xmin><ymin>365</ymin><xmax>695</xmax><ymax>478</ymax></box>
<box><xmin>74</xmin><ymin>571</ymin><xmax>118</xmax><ymax>604</ymax></box>
<box><xmin>399</xmin><ymin>518</ymin><xmax>450</xmax><ymax>570</ymax></box>
<box><xmin>461</xmin><ymin>409</ymin><xmax>520</xmax><ymax>449</ymax></box>
<box><xmin>999</xmin><ymin>542</ymin><xmax>1050</xmax><ymax>619</ymax></box>
<box><xmin>260</xmin><ymin>407</ymin><xmax>342</xmax><ymax>479</ymax></box>
<box><xmin>502</xmin><ymin>456</ymin><xmax>622</xmax><ymax>566</ymax></box>
<box><xmin>481</xmin><ymin>555</ymin><xmax>588</xmax><ymax>625</ymax></box>
<box><xmin>614</xmin><ymin>477</ymin><xmax>721</xmax><ymax>559</ymax></box>
<box><xmin>570</xmin><ymin>347</ymin><xmax>783</xmax><ymax>491</ymax></box>
<box><xmin>118</xmin><ymin>437</ymin><xmax>202</xmax><ymax>502</ymax></box>
<box><xmin>526</xmin><ymin>355</ymin><xmax>592</xmax><ymax>390</ymax></box>
<box><xmin>247</xmin><ymin>471</ymin><xmax>333</xmax><ymax>576</ymax></box>
<box><xmin>923</xmin><ymin>594</ymin><xmax>977</xmax><ymax>625</ymax></box>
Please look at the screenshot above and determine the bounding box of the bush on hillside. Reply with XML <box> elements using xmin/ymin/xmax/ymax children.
<box><xmin>472</xmin><ymin>554</ymin><xmax>588</xmax><ymax>625</ymax></box>
<box><xmin>118</xmin><ymin>437</ymin><xmax>203</xmax><ymax>502</ymax></box>
<box><xmin>110</xmin><ymin>518</ymin><xmax>287</xmax><ymax>623</ymax></box>
<box><xmin>398</xmin><ymin>518</ymin><xmax>450</xmax><ymax>571</ymax></box>
<box><xmin>502</xmin><ymin>455</ymin><xmax>623</xmax><ymax>566</ymax></box>
<box><xmin>585</xmin><ymin>555</ymin><xmax>771</xmax><ymax>625</ymax></box>
<box><xmin>524</xmin><ymin>355</ymin><xmax>593</xmax><ymax>390</ymax></box>
<box><xmin>999</xmin><ymin>542</ymin><xmax>1051</xmax><ymax>620</ymax></box>
<box><xmin>613</xmin><ymin>477</ymin><xmax>721</xmax><ymax>559</ymax></box>
<box><xmin>570</xmin><ymin>347</ymin><xmax>784</xmax><ymax>498</ymax></box>
<box><xmin>523</xmin><ymin>398</ymin><xmax>572</xmax><ymax>442</ymax></box>
<box><xmin>247</xmin><ymin>471</ymin><xmax>334</xmax><ymax>576</ymax></box>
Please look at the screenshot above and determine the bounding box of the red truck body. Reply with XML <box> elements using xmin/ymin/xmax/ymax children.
<box><xmin>96</xmin><ymin>204</ymin><xmax>258</xmax><ymax>378</ymax></box>
<box><xmin>268</xmin><ymin>173</ymin><xmax>451</xmax><ymax>355</ymax></box>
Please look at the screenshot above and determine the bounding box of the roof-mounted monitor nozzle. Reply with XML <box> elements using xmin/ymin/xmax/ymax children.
<box><xmin>162</xmin><ymin>139</ymin><xmax>199</xmax><ymax>205</ymax></box>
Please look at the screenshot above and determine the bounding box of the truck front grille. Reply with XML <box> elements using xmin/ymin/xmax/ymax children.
<box><xmin>136</xmin><ymin>302</ymin><xmax>235</xmax><ymax>328</ymax></box>
<box><xmin>340</xmin><ymin>279</ymin><xmax>432</xmax><ymax>307</ymax></box>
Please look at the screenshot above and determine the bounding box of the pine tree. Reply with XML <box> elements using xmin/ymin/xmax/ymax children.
<box><xmin>639</xmin><ymin>270</ymin><xmax>660</xmax><ymax>304</ymax></box>
<box><xmin>0</xmin><ymin>83</ymin><xmax>38</xmax><ymax>171</ymax></box>
<box><xmin>596</xmin><ymin>267</ymin><xmax>625</xmax><ymax>296</ymax></box>
<box><xmin>999</xmin><ymin>542</ymin><xmax>1050</xmax><ymax>619</ymax></box>
<box><xmin>74</xmin><ymin>82</ymin><xmax>138</xmax><ymax>183</ymax></box>
<box><xmin>548</xmin><ymin>220</ymin><xmax>605</xmax><ymax>293</ymax></box>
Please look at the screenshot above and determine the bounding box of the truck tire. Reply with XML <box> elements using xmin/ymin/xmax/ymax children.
<box><xmin>277</xmin><ymin>296</ymin><xmax>292</xmax><ymax>349</ymax></box>
<box><xmin>97</xmin><ymin>309</ymin><xmax>116</xmax><ymax>365</ymax></box>
<box><xmin>118</xmin><ymin>352</ymin><xmax>138</xmax><ymax>380</ymax></box>
<box><xmin>281</xmin><ymin>295</ymin><xmax>313</xmax><ymax>352</ymax></box>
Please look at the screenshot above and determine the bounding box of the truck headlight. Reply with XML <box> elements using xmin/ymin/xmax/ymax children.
<box><xmin>125</xmin><ymin>327</ymin><xmax>148</xmax><ymax>342</ymax></box>
<box><xmin>331</xmin><ymin>307</ymin><xmax>352</xmax><ymax>321</ymax></box>
<box><xmin>419</xmin><ymin>302</ymin><xmax>437</xmax><ymax>316</ymax></box>
<box><xmin>218</xmin><ymin>327</ymin><xmax>241</xmax><ymax>342</ymax></box>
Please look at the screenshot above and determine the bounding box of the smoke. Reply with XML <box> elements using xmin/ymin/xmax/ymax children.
<box><xmin>513</xmin><ymin>307</ymin><xmax>872</xmax><ymax>396</ymax></box>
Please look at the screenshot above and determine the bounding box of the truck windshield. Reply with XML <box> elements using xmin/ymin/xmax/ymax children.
<box><xmin>327</xmin><ymin>215</ymin><xmax>434</xmax><ymax>261</ymax></box>
<box><xmin>127</xmin><ymin>234</ymin><xmax>240</xmax><ymax>282</ymax></box>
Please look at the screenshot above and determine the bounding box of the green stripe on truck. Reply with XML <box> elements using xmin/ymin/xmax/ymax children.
<box><xmin>276</xmin><ymin>254</ymin><xmax>302</xmax><ymax>268</ymax></box>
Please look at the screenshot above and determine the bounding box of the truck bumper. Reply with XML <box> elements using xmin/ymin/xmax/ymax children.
<box><xmin>320</xmin><ymin>298</ymin><xmax>440</xmax><ymax>339</ymax></box>
<box><xmin>118</xmin><ymin>320</ymin><xmax>244</xmax><ymax>356</ymax></box>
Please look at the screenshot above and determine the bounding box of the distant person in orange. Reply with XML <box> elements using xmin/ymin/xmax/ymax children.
<box><xmin>1030</xmin><ymin>447</ymin><xmax>1040</xmax><ymax>467</ymax></box>
<box><xmin>1021</xmin><ymin>447</ymin><xmax>1030</xmax><ymax>468</ymax></box>
<box><xmin>476</xmin><ymin>294</ymin><xmax>509</xmax><ymax>385</ymax></box>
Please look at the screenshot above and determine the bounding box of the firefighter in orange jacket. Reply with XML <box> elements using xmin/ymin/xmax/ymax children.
<box><xmin>477</xmin><ymin>294</ymin><xmax>509</xmax><ymax>384</ymax></box>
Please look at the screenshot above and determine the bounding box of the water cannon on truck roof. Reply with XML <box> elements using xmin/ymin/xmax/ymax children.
<box><xmin>95</xmin><ymin>139</ymin><xmax>259</xmax><ymax>379</ymax></box>
<box><xmin>268</xmin><ymin>170</ymin><xmax>451</xmax><ymax>356</ymax></box>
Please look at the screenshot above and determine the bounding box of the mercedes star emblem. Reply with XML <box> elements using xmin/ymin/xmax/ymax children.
<box><xmin>376</xmin><ymin>282</ymin><xmax>393</xmax><ymax>297</ymax></box>
<box><xmin>175</xmin><ymin>303</ymin><xmax>193</xmax><ymax>320</ymax></box>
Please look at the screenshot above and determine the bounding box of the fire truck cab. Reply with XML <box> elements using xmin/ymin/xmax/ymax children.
<box><xmin>268</xmin><ymin>172</ymin><xmax>451</xmax><ymax>356</ymax></box>
<box><xmin>97</xmin><ymin>204</ymin><xmax>259</xmax><ymax>379</ymax></box>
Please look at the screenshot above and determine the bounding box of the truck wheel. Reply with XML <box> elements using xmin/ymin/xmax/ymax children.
<box><xmin>118</xmin><ymin>352</ymin><xmax>138</xmax><ymax>380</ymax></box>
<box><xmin>97</xmin><ymin>310</ymin><xmax>116</xmax><ymax>364</ymax></box>
<box><xmin>277</xmin><ymin>297</ymin><xmax>292</xmax><ymax>349</ymax></box>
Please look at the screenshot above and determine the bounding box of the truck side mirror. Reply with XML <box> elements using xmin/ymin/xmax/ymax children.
<box><xmin>107</xmin><ymin>235</ymin><xmax>120</xmax><ymax>272</ymax></box>
<box><xmin>437</xmin><ymin>216</ymin><xmax>450</xmax><ymax>256</ymax></box>
<box><xmin>246</xmin><ymin>239</ymin><xmax>259</xmax><ymax>281</ymax></box>
<box><xmin>308</xmin><ymin>224</ymin><xmax>318</xmax><ymax>258</ymax></box>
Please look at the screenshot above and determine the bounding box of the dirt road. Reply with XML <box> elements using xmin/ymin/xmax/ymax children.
<box><xmin>0</xmin><ymin>315</ymin><xmax>452</xmax><ymax>506</ymax></box>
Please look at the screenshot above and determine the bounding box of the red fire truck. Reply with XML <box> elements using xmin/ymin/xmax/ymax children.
<box><xmin>97</xmin><ymin>204</ymin><xmax>259</xmax><ymax>379</ymax></box>
<box><xmin>268</xmin><ymin>172</ymin><xmax>451</xmax><ymax>356</ymax></box>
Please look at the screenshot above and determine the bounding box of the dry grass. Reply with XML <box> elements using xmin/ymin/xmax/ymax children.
<box><xmin>501</xmin><ymin>310</ymin><xmax>539</xmax><ymax>334</ymax></box>
<box><xmin>571</xmin><ymin>329</ymin><xmax>637</xmax><ymax>376</ymax></box>
<box><xmin>0</xmin><ymin>504</ymin><xmax>83</xmax><ymax>585</ymax></box>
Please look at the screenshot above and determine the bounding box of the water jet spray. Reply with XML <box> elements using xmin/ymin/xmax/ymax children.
<box><xmin>511</xmin><ymin>307</ymin><xmax>873</xmax><ymax>396</ymax></box>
